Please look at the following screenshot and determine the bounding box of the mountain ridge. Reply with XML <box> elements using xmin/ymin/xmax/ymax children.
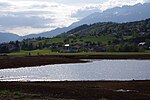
<box><xmin>22</xmin><ymin>3</ymin><xmax>150</xmax><ymax>39</ymax></box>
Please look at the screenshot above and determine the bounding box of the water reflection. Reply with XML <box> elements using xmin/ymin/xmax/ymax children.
<box><xmin>0</xmin><ymin>60</ymin><xmax>150</xmax><ymax>81</ymax></box>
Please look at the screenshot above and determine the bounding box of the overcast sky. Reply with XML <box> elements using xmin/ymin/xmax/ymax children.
<box><xmin>0</xmin><ymin>0</ymin><xmax>149</xmax><ymax>36</ymax></box>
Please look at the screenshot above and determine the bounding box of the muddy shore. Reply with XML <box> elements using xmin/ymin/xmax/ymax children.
<box><xmin>55</xmin><ymin>54</ymin><xmax>150</xmax><ymax>59</ymax></box>
<box><xmin>0</xmin><ymin>80</ymin><xmax>150</xmax><ymax>100</ymax></box>
<box><xmin>0</xmin><ymin>56</ymin><xmax>87</xmax><ymax>69</ymax></box>
<box><xmin>0</xmin><ymin>54</ymin><xmax>150</xmax><ymax>69</ymax></box>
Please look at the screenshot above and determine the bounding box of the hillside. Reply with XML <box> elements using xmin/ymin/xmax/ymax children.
<box><xmin>54</xmin><ymin>18</ymin><xmax>150</xmax><ymax>52</ymax></box>
<box><xmin>57</xmin><ymin>18</ymin><xmax>150</xmax><ymax>38</ymax></box>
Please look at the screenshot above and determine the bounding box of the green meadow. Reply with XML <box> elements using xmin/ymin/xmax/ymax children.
<box><xmin>8</xmin><ymin>49</ymin><xmax>150</xmax><ymax>56</ymax></box>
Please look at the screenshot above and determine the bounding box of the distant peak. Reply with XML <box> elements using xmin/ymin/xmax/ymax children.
<box><xmin>134</xmin><ymin>3</ymin><xmax>143</xmax><ymax>6</ymax></box>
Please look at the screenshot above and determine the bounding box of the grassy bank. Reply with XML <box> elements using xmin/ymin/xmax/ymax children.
<box><xmin>8</xmin><ymin>49</ymin><xmax>150</xmax><ymax>56</ymax></box>
<box><xmin>7</xmin><ymin>49</ymin><xmax>150</xmax><ymax>60</ymax></box>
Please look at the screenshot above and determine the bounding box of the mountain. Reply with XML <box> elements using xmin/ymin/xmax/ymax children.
<box><xmin>20</xmin><ymin>26</ymin><xmax>74</xmax><ymax>40</ymax></box>
<box><xmin>71</xmin><ymin>3</ymin><xmax>150</xmax><ymax>26</ymax></box>
<box><xmin>57</xmin><ymin>18</ymin><xmax>150</xmax><ymax>38</ymax></box>
<box><xmin>0</xmin><ymin>32</ymin><xmax>20</xmax><ymax>43</ymax></box>
<box><xmin>22</xmin><ymin>3</ymin><xmax>150</xmax><ymax>39</ymax></box>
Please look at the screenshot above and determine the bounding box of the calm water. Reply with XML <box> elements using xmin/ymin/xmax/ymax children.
<box><xmin>0</xmin><ymin>60</ymin><xmax>150</xmax><ymax>81</ymax></box>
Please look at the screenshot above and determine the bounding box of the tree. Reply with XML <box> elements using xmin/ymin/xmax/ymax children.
<box><xmin>64</xmin><ymin>38</ymin><xmax>69</xmax><ymax>43</ymax></box>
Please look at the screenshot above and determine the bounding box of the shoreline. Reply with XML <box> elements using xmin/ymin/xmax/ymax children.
<box><xmin>0</xmin><ymin>80</ymin><xmax>150</xmax><ymax>100</ymax></box>
<box><xmin>0</xmin><ymin>55</ymin><xmax>150</xmax><ymax>99</ymax></box>
<box><xmin>0</xmin><ymin>56</ymin><xmax>87</xmax><ymax>69</ymax></box>
<box><xmin>0</xmin><ymin>54</ymin><xmax>150</xmax><ymax>69</ymax></box>
<box><xmin>54</xmin><ymin>54</ymin><xmax>150</xmax><ymax>59</ymax></box>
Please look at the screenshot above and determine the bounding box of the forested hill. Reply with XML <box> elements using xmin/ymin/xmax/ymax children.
<box><xmin>57</xmin><ymin>18</ymin><xmax>150</xmax><ymax>38</ymax></box>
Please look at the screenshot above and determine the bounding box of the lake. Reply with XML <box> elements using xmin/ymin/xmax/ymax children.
<box><xmin>0</xmin><ymin>60</ymin><xmax>150</xmax><ymax>81</ymax></box>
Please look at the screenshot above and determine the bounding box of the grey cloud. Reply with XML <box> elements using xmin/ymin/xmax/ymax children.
<box><xmin>0</xmin><ymin>2</ymin><xmax>11</xmax><ymax>8</ymax></box>
<box><xmin>30</xmin><ymin>4</ymin><xmax>49</xmax><ymax>9</ymax></box>
<box><xmin>71</xmin><ymin>7</ymin><xmax>101</xmax><ymax>19</ymax></box>
<box><xmin>9</xmin><ymin>11</ymin><xmax>54</xmax><ymax>17</ymax></box>
<box><xmin>0</xmin><ymin>13</ymin><xmax>53</xmax><ymax>28</ymax></box>
<box><xmin>29</xmin><ymin>3</ymin><xmax>59</xmax><ymax>9</ymax></box>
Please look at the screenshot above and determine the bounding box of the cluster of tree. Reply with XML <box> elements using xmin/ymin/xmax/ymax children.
<box><xmin>0</xmin><ymin>37</ymin><xmax>49</xmax><ymax>53</ymax></box>
<box><xmin>0</xmin><ymin>41</ymin><xmax>20</xmax><ymax>53</ymax></box>
<box><xmin>107</xmin><ymin>43</ymin><xmax>140</xmax><ymax>52</ymax></box>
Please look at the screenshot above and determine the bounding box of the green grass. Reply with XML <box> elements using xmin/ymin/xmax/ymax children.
<box><xmin>8</xmin><ymin>49</ymin><xmax>51</xmax><ymax>56</ymax></box>
<box><xmin>123</xmin><ymin>36</ymin><xmax>133</xmax><ymax>40</ymax></box>
<box><xmin>0</xmin><ymin>90</ymin><xmax>20</xmax><ymax>96</ymax></box>
<box><xmin>0</xmin><ymin>90</ymin><xmax>11</xmax><ymax>95</ymax></box>
<box><xmin>0</xmin><ymin>90</ymin><xmax>41</xmax><ymax>100</ymax></box>
<box><xmin>32</xmin><ymin>35</ymin><xmax>116</xmax><ymax>45</ymax></box>
<box><xmin>81</xmin><ymin>35</ymin><xmax>116</xmax><ymax>44</ymax></box>
<box><xmin>21</xmin><ymin>35</ymin><xmax>119</xmax><ymax>50</ymax></box>
<box><xmin>8</xmin><ymin>49</ymin><xmax>150</xmax><ymax>56</ymax></box>
<box><xmin>145</xmin><ymin>50</ymin><xmax>150</xmax><ymax>53</ymax></box>
<box><xmin>99</xmin><ymin>97</ymin><xmax>106</xmax><ymax>100</ymax></box>
<box><xmin>33</xmin><ymin>38</ymin><xmax>64</xmax><ymax>45</ymax></box>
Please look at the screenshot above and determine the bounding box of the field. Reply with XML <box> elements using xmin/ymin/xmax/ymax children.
<box><xmin>30</xmin><ymin>35</ymin><xmax>139</xmax><ymax>45</ymax></box>
<box><xmin>33</xmin><ymin>38</ymin><xmax>64</xmax><ymax>45</ymax></box>
<box><xmin>33</xmin><ymin>35</ymin><xmax>117</xmax><ymax>45</ymax></box>
<box><xmin>8</xmin><ymin>49</ymin><xmax>150</xmax><ymax>56</ymax></box>
<box><xmin>8</xmin><ymin>49</ymin><xmax>51</xmax><ymax>56</ymax></box>
<box><xmin>82</xmin><ymin>35</ymin><xmax>117</xmax><ymax>44</ymax></box>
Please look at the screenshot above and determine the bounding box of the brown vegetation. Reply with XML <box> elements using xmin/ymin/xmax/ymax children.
<box><xmin>0</xmin><ymin>81</ymin><xmax>150</xmax><ymax>100</ymax></box>
<box><xmin>0</xmin><ymin>56</ymin><xmax>86</xmax><ymax>69</ymax></box>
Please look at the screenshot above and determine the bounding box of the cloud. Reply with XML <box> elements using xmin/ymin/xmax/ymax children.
<box><xmin>1</xmin><ymin>26</ymin><xmax>54</xmax><ymax>36</ymax></box>
<box><xmin>0</xmin><ymin>13</ymin><xmax>53</xmax><ymax>28</ymax></box>
<box><xmin>30</xmin><ymin>4</ymin><xmax>49</xmax><ymax>9</ymax></box>
<box><xmin>0</xmin><ymin>0</ymin><xmax>78</xmax><ymax>35</ymax></box>
<box><xmin>0</xmin><ymin>0</ymin><xmax>149</xmax><ymax>36</ymax></box>
<box><xmin>0</xmin><ymin>2</ymin><xmax>10</xmax><ymax>8</ymax></box>
<box><xmin>71</xmin><ymin>4</ymin><xmax>101</xmax><ymax>19</ymax></box>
